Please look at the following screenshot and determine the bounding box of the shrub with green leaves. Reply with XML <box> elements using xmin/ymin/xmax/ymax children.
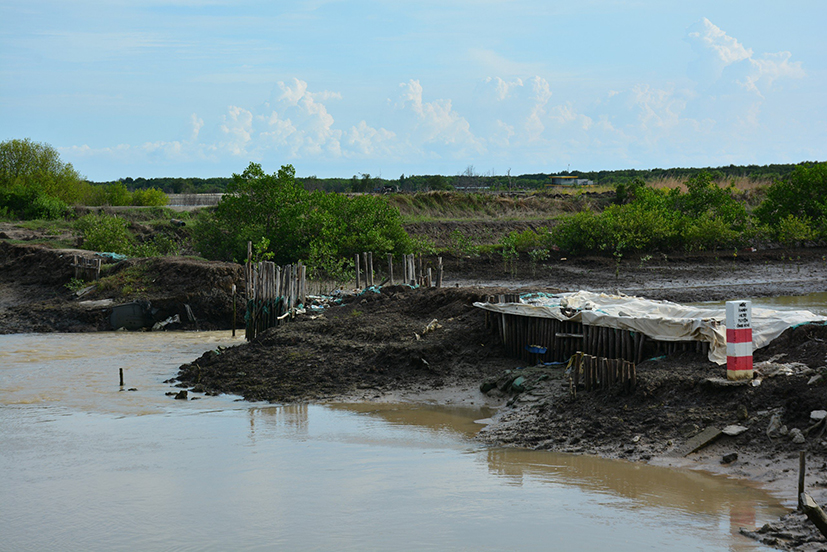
<box><xmin>545</xmin><ymin>171</ymin><xmax>751</xmax><ymax>255</ymax></box>
<box><xmin>0</xmin><ymin>185</ymin><xmax>69</xmax><ymax>220</ymax></box>
<box><xmin>774</xmin><ymin>214</ymin><xmax>815</xmax><ymax>248</ymax></box>
<box><xmin>75</xmin><ymin>213</ymin><xmax>133</xmax><ymax>254</ymax></box>
<box><xmin>755</xmin><ymin>163</ymin><xmax>827</xmax><ymax>225</ymax></box>
<box><xmin>131</xmin><ymin>187</ymin><xmax>169</xmax><ymax>207</ymax></box>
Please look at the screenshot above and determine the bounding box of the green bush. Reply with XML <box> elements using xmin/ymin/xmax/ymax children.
<box><xmin>0</xmin><ymin>138</ymin><xmax>84</xmax><ymax>204</ymax></box>
<box><xmin>131</xmin><ymin>187</ymin><xmax>169</xmax><ymax>207</ymax></box>
<box><xmin>755</xmin><ymin>163</ymin><xmax>827</xmax><ymax>225</ymax></box>
<box><xmin>775</xmin><ymin>214</ymin><xmax>815</xmax><ymax>248</ymax></box>
<box><xmin>0</xmin><ymin>185</ymin><xmax>68</xmax><ymax>220</ymax></box>
<box><xmin>546</xmin><ymin>172</ymin><xmax>752</xmax><ymax>256</ymax></box>
<box><xmin>75</xmin><ymin>214</ymin><xmax>133</xmax><ymax>254</ymax></box>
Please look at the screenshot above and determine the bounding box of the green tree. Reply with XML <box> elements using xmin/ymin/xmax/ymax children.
<box><xmin>193</xmin><ymin>162</ymin><xmax>412</xmax><ymax>267</ymax></box>
<box><xmin>0</xmin><ymin>138</ymin><xmax>84</xmax><ymax>204</ymax></box>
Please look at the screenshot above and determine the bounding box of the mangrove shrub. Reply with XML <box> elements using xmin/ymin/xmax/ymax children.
<box><xmin>193</xmin><ymin>162</ymin><xmax>413</xmax><ymax>266</ymax></box>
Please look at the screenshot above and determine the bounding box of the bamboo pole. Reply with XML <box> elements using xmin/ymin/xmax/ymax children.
<box><xmin>367</xmin><ymin>252</ymin><xmax>374</xmax><ymax>287</ymax></box>
<box><xmin>355</xmin><ymin>253</ymin><xmax>361</xmax><ymax>289</ymax></box>
<box><xmin>436</xmin><ymin>257</ymin><xmax>443</xmax><ymax>288</ymax></box>
<box><xmin>388</xmin><ymin>253</ymin><xmax>394</xmax><ymax>285</ymax></box>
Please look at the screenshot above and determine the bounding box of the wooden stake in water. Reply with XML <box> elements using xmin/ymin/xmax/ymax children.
<box><xmin>799</xmin><ymin>450</ymin><xmax>806</xmax><ymax>510</ymax></box>
<box><xmin>119</xmin><ymin>368</ymin><xmax>124</xmax><ymax>387</ymax></box>
<box><xmin>232</xmin><ymin>284</ymin><xmax>237</xmax><ymax>337</ymax></box>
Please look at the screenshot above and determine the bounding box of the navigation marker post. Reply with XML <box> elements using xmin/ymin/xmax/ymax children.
<box><xmin>726</xmin><ymin>300</ymin><xmax>753</xmax><ymax>381</ymax></box>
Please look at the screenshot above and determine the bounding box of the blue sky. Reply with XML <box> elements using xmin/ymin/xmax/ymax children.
<box><xmin>1</xmin><ymin>0</ymin><xmax>825</xmax><ymax>180</ymax></box>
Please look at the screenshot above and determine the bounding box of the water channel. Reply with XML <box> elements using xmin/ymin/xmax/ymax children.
<box><xmin>1</xmin><ymin>331</ymin><xmax>785</xmax><ymax>551</ymax></box>
<box><xmin>691</xmin><ymin>292</ymin><xmax>827</xmax><ymax>317</ymax></box>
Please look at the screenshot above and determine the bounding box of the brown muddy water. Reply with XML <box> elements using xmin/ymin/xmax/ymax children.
<box><xmin>0</xmin><ymin>332</ymin><xmax>785</xmax><ymax>551</ymax></box>
<box><xmin>691</xmin><ymin>292</ymin><xmax>827</xmax><ymax>316</ymax></box>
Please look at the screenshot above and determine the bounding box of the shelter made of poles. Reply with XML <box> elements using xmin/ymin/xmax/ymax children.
<box><xmin>474</xmin><ymin>290</ymin><xmax>826</xmax><ymax>365</ymax></box>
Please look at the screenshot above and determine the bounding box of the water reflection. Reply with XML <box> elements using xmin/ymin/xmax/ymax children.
<box><xmin>325</xmin><ymin>404</ymin><xmax>783</xmax><ymax>513</ymax></box>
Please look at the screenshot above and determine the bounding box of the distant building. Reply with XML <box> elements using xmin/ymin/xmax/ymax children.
<box><xmin>548</xmin><ymin>175</ymin><xmax>594</xmax><ymax>187</ymax></box>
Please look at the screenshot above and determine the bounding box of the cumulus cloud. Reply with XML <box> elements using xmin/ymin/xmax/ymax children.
<box><xmin>346</xmin><ymin>121</ymin><xmax>396</xmax><ymax>157</ymax></box>
<box><xmin>396</xmin><ymin>79</ymin><xmax>484</xmax><ymax>156</ymax></box>
<box><xmin>688</xmin><ymin>18</ymin><xmax>752</xmax><ymax>66</ymax></box>
<box><xmin>687</xmin><ymin>18</ymin><xmax>805</xmax><ymax>95</ymax></box>
<box><xmin>219</xmin><ymin>106</ymin><xmax>254</xmax><ymax>156</ymax></box>
<box><xmin>479</xmin><ymin>76</ymin><xmax>525</xmax><ymax>102</ymax></box>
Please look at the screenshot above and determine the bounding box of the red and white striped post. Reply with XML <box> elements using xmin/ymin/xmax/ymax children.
<box><xmin>726</xmin><ymin>300</ymin><xmax>753</xmax><ymax>380</ymax></box>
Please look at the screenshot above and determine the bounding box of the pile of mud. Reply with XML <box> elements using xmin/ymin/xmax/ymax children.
<box><xmin>175</xmin><ymin>286</ymin><xmax>524</xmax><ymax>402</ymax></box>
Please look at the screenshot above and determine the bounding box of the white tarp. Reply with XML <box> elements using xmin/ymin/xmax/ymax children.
<box><xmin>474</xmin><ymin>291</ymin><xmax>827</xmax><ymax>364</ymax></box>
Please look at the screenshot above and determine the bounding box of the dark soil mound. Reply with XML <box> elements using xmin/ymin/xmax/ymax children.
<box><xmin>175</xmin><ymin>286</ymin><xmax>523</xmax><ymax>402</ymax></box>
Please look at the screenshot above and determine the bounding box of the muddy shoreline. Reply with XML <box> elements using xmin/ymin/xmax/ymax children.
<box><xmin>4</xmin><ymin>241</ymin><xmax>827</xmax><ymax>549</ymax></box>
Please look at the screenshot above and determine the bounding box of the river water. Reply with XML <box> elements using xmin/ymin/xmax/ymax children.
<box><xmin>0</xmin><ymin>331</ymin><xmax>784</xmax><ymax>551</ymax></box>
<box><xmin>691</xmin><ymin>292</ymin><xmax>827</xmax><ymax>317</ymax></box>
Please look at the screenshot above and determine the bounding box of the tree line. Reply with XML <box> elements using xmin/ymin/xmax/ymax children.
<box><xmin>98</xmin><ymin>163</ymin><xmax>807</xmax><ymax>194</ymax></box>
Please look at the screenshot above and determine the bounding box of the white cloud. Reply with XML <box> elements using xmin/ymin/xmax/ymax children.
<box><xmin>396</xmin><ymin>79</ymin><xmax>483</xmax><ymax>155</ymax></box>
<box><xmin>480</xmin><ymin>76</ymin><xmax>524</xmax><ymax>101</ymax></box>
<box><xmin>219</xmin><ymin>106</ymin><xmax>254</xmax><ymax>156</ymax></box>
<box><xmin>687</xmin><ymin>18</ymin><xmax>805</xmax><ymax>96</ymax></box>
<box><xmin>524</xmin><ymin>76</ymin><xmax>552</xmax><ymax>140</ymax></box>
<box><xmin>190</xmin><ymin>113</ymin><xmax>204</xmax><ymax>141</ymax></box>
<box><xmin>688</xmin><ymin>18</ymin><xmax>752</xmax><ymax>66</ymax></box>
<box><xmin>345</xmin><ymin>121</ymin><xmax>397</xmax><ymax>157</ymax></box>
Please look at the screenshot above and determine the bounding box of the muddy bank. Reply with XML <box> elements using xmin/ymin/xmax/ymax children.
<box><xmin>176</xmin><ymin>286</ymin><xmax>526</xmax><ymax>402</ymax></box>
<box><xmin>0</xmin><ymin>242</ymin><xmax>243</xmax><ymax>333</ymax></box>
<box><xmin>2</xmin><ymin>239</ymin><xmax>827</xmax><ymax>333</ymax></box>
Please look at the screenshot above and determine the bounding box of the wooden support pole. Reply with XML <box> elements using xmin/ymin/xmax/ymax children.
<box><xmin>367</xmin><ymin>252</ymin><xmax>374</xmax><ymax>287</ymax></box>
<box><xmin>388</xmin><ymin>253</ymin><xmax>394</xmax><ymax>285</ymax></box>
<box><xmin>119</xmin><ymin>368</ymin><xmax>124</xmax><ymax>387</ymax></box>
<box><xmin>410</xmin><ymin>254</ymin><xmax>416</xmax><ymax>286</ymax></box>
<box><xmin>402</xmin><ymin>253</ymin><xmax>408</xmax><ymax>284</ymax></box>
<box><xmin>800</xmin><ymin>451</ymin><xmax>807</xmax><ymax>510</ymax></box>
<box><xmin>355</xmin><ymin>253</ymin><xmax>361</xmax><ymax>289</ymax></box>
<box><xmin>437</xmin><ymin>257</ymin><xmax>443</xmax><ymax>288</ymax></box>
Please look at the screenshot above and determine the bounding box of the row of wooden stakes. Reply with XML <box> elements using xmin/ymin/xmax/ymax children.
<box><xmin>486</xmin><ymin>307</ymin><xmax>710</xmax><ymax>365</ymax></box>
<box><xmin>571</xmin><ymin>352</ymin><xmax>637</xmax><ymax>394</ymax></box>
<box><xmin>355</xmin><ymin>252</ymin><xmax>444</xmax><ymax>289</ymax></box>
<box><xmin>245</xmin><ymin>260</ymin><xmax>307</xmax><ymax>340</ymax></box>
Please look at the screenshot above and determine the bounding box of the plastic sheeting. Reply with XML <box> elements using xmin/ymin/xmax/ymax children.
<box><xmin>474</xmin><ymin>291</ymin><xmax>827</xmax><ymax>364</ymax></box>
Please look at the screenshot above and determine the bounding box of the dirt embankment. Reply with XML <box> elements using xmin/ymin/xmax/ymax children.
<box><xmin>0</xmin><ymin>242</ymin><xmax>244</xmax><ymax>333</ymax></box>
